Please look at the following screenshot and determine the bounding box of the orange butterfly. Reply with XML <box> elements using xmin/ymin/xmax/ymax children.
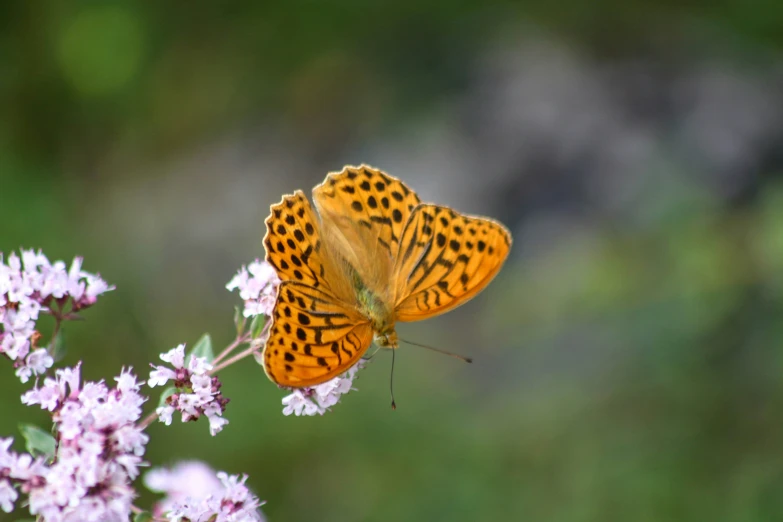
<box><xmin>262</xmin><ymin>165</ymin><xmax>512</xmax><ymax>387</ymax></box>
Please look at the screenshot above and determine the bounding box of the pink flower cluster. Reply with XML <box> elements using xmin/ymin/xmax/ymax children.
<box><xmin>149</xmin><ymin>344</ymin><xmax>230</xmax><ymax>435</ymax></box>
<box><xmin>0</xmin><ymin>249</ymin><xmax>113</xmax><ymax>382</ymax></box>
<box><xmin>17</xmin><ymin>364</ymin><xmax>148</xmax><ymax>521</ymax></box>
<box><xmin>145</xmin><ymin>461</ymin><xmax>265</xmax><ymax>522</ymax></box>
<box><xmin>281</xmin><ymin>361</ymin><xmax>366</xmax><ymax>416</ymax></box>
<box><xmin>0</xmin><ymin>437</ymin><xmax>36</xmax><ymax>513</ymax></box>
<box><xmin>0</xmin><ymin>248</ymin><xmax>274</xmax><ymax>520</ymax></box>
<box><xmin>226</xmin><ymin>260</ymin><xmax>280</xmax><ymax>318</ymax></box>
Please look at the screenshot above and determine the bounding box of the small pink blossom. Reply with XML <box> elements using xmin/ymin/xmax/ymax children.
<box><xmin>145</xmin><ymin>462</ymin><xmax>265</xmax><ymax>522</ymax></box>
<box><xmin>148</xmin><ymin>367</ymin><xmax>176</xmax><ymax>387</ymax></box>
<box><xmin>160</xmin><ymin>344</ymin><xmax>186</xmax><ymax>369</ymax></box>
<box><xmin>281</xmin><ymin>361</ymin><xmax>366</xmax><ymax>416</ymax></box>
<box><xmin>0</xmin><ymin>438</ymin><xmax>21</xmax><ymax>513</ymax></box>
<box><xmin>204</xmin><ymin>402</ymin><xmax>230</xmax><ymax>436</ymax></box>
<box><xmin>144</xmin><ymin>461</ymin><xmax>223</xmax><ymax>516</ymax></box>
<box><xmin>0</xmin><ymin>479</ymin><xmax>18</xmax><ymax>513</ymax></box>
<box><xmin>15</xmin><ymin>348</ymin><xmax>54</xmax><ymax>383</ymax></box>
<box><xmin>157</xmin><ymin>404</ymin><xmax>175</xmax><ymax>425</ymax></box>
<box><xmin>22</xmin><ymin>363</ymin><xmax>83</xmax><ymax>411</ymax></box>
<box><xmin>188</xmin><ymin>353</ymin><xmax>213</xmax><ymax>375</ymax></box>
<box><xmin>150</xmin><ymin>344</ymin><xmax>230</xmax><ymax>435</ymax></box>
<box><xmin>227</xmin><ymin>260</ymin><xmax>280</xmax><ymax>318</ymax></box>
<box><xmin>281</xmin><ymin>390</ymin><xmax>319</xmax><ymax>416</ymax></box>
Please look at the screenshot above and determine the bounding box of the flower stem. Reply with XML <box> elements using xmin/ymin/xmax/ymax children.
<box><xmin>47</xmin><ymin>300</ymin><xmax>66</xmax><ymax>354</ymax></box>
<box><xmin>210</xmin><ymin>345</ymin><xmax>259</xmax><ymax>374</ymax></box>
<box><xmin>131</xmin><ymin>504</ymin><xmax>167</xmax><ymax>522</ymax></box>
<box><xmin>138</xmin><ymin>411</ymin><xmax>159</xmax><ymax>430</ymax></box>
<box><xmin>211</xmin><ymin>334</ymin><xmax>248</xmax><ymax>366</ymax></box>
<box><xmin>211</xmin><ymin>319</ymin><xmax>270</xmax><ymax>370</ymax></box>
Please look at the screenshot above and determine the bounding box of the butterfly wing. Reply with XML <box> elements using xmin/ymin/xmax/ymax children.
<box><xmin>312</xmin><ymin>165</ymin><xmax>421</xmax><ymax>293</ymax></box>
<box><xmin>313</xmin><ymin>165</ymin><xmax>421</xmax><ymax>258</ymax></box>
<box><xmin>264</xmin><ymin>282</ymin><xmax>374</xmax><ymax>387</ymax></box>
<box><xmin>393</xmin><ymin>204</ymin><xmax>512</xmax><ymax>322</ymax></box>
<box><xmin>263</xmin><ymin>190</ymin><xmax>332</xmax><ymax>291</ymax></box>
<box><xmin>264</xmin><ymin>191</ymin><xmax>373</xmax><ymax>386</ymax></box>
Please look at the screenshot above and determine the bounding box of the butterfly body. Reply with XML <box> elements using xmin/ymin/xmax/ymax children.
<box><xmin>347</xmin><ymin>264</ymin><xmax>398</xmax><ymax>348</ymax></box>
<box><xmin>262</xmin><ymin>165</ymin><xmax>511</xmax><ymax>387</ymax></box>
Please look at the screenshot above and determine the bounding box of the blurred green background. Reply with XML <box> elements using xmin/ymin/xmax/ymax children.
<box><xmin>3</xmin><ymin>1</ymin><xmax>783</xmax><ymax>521</ymax></box>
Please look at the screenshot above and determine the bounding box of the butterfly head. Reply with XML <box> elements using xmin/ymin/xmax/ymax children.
<box><xmin>373</xmin><ymin>328</ymin><xmax>398</xmax><ymax>350</ymax></box>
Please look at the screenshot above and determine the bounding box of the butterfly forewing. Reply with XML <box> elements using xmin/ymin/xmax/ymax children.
<box><xmin>263</xmin><ymin>191</ymin><xmax>328</xmax><ymax>291</ymax></box>
<box><xmin>313</xmin><ymin>165</ymin><xmax>421</xmax><ymax>261</ymax></box>
<box><xmin>264</xmin><ymin>281</ymin><xmax>374</xmax><ymax>386</ymax></box>
<box><xmin>393</xmin><ymin>204</ymin><xmax>512</xmax><ymax>321</ymax></box>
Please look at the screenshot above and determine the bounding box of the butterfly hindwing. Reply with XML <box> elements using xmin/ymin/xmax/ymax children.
<box><xmin>393</xmin><ymin>204</ymin><xmax>512</xmax><ymax>321</ymax></box>
<box><xmin>263</xmin><ymin>281</ymin><xmax>373</xmax><ymax>387</ymax></box>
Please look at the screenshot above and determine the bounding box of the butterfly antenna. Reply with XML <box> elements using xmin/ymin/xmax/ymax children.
<box><xmin>399</xmin><ymin>338</ymin><xmax>473</xmax><ymax>363</ymax></box>
<box><xmin>390</xmin><ymin>348</ymin><xmax>397</xmax><ymax>410</ymax></box>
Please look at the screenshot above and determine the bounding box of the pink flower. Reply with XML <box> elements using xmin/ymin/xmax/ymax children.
<box><xmin>145</xmin><ymin>461</ymin><xmax>265</xmax><ymax>522</ymax></box>
<box><xmin>0</xmin><ymin>249</ymin><xmax>114</xmax><ymax>382</ymax></box>
<box><xmin>0</xmin><ymin>479</ymin><xmax>18</xmax><ymax>513</ymax></box>
<box><xmin>227</xmin><ymin>260</ymin><xmax>280</xmax><ymax>318</ymax></box>
<box><xmin>281</xmin><ymin>390</ymin><xmax>319</xmax><ymax>416</ymax></box>
<box><xmin>144</xmin><ymin>461</ymin><xmax>223</xmax><ymax>516</ymax></box>
<box><xmin>22</xmin><ymin>363</ymin><xmax>83</xmax><ymax>411</ymax></box>
<box><xmin>0</xmin><ymin>438</ymin><xmax>20</xmax><ymax>513</ymax></box>
<box><xmin>160</xmin><ymin>344</ymin><xmax>186</xmax><ymax>369</ymax></box>
<box><xmin>148</xmin><ymin>345</ymin><xmax>186</xmax><ymax>387</ymax></box>
<box><xmin>15</xmin><ymin>348</ymin><xmax>54</xmax><ymax>383</ymax></box>
<box><xmin>150</xmin><ymin>345</ymin><xmax>230</xmax><ymax>435</ymax></box>
<box><xmin>16</xmin><ymin>367</ymin><xmax>149</xmax><ymax>521</ymax></box>
<box><xmin>281</xmin><ymin>361</ymin><xmax>366</xmax><ymax>416</ymax></box>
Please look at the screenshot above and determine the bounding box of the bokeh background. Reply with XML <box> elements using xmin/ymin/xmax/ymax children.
<box><xmin>3</xmin><ymin>2</ymin><xmax>783</xmax><ymax>521</ymax></box>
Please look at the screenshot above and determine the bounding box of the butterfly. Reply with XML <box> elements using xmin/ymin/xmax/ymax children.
<box><xmin>262</xmin><ymin>165</ymin><xmax>512</xmax><ymax>387</ymax></box>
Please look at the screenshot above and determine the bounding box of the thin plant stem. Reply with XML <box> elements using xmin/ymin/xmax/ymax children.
<box><xmin>47</xmin><ymin>316</ymin><xmax>62</xmax><ymax>353</ymax></box>
<box><xmin>138</xmin><ymin>411</ymin><xmax>159</xmax><ymax>431</ymax></box>
<box><xmin>47</xmin><ymin>299</ymin><xmax>66</xmax><ymax>353</ymax></box>
<box><xmin>131</xmin><ymin>504</ymin><xmax>167</xmax><ymax>522</ymax></box>
<box><xmin>212</xmin><ymin>334</ymin><xmax>248</xmax><ymax>366</ymax></box>
<box><xmin>212</xmin><ymin>319</ymin><xmax>271</xmax><ymax>371</ymax></box>
<box><xmin>210</xmin><ymin>345</ymin><xmax>258</xmax><ymax>374</ymax></box>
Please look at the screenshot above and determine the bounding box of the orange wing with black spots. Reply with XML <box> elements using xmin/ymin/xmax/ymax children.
<box><xmin>313</xmin><ymin>165</ymin><xmax>421</xmax><ymax>260</ymax></box>
<box><xmin>264</xmin><ymin>282</ymin><xmax>373</xmax><ymax>387</ymax></box>
<box><xmin>263</xmin><ymin>191</ymin><xmax>327</xmax><ymax>290</ymax></box>
<box><xmin>392</xmin><ymin>204</ymin><xmax>512</xmax><ymax>322</ymax></box>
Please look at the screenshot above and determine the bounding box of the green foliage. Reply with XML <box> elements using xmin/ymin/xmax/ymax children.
<box><xmin>249</xmin><ymin>314</ymin><xmax>266</xmax><ymax>340</ymax></box>
<box><xmin>19</xmin><ymin>424</ymin><xmax>56</xmax><ymax>459</ymax></box>
<box><xmin>189</xmin><ymin>334</ymin><xmax>214</xmax><ymax>364</ymax></box>
<box><xmin>51</xmin><ymin>329</ymin><xmax>67</xmax><ymax>364</ymax></box>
